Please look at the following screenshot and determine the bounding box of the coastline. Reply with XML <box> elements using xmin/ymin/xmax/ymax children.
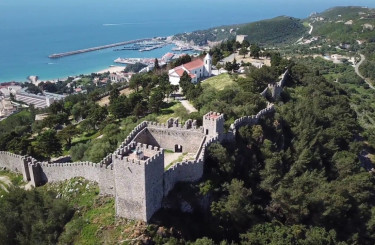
<box><xmin>2</xmin><ymin>37</ymin><xmax>197</xmax><ymax>84</ymax></box>
<box><xmin>96</xmin><ymin>66</ymin><xmax>126</xmax><ymax>74</ymax></box>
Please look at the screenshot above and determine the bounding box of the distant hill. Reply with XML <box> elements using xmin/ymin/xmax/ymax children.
<box><xmin>310</xmin><ymin>6</ymin><xmax>375</xmax><ymax>43</ymax></box>
<box><xmin>237</xmin><ymin>16</ymin><xmax>306</xmax><ymax>45</ymax></box>
<box><xmin>174</xmin><ymin>16</ymin><xmax>307</xmax><ymax>47</ymax></box>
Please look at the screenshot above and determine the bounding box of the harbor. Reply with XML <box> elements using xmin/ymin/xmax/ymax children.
<box><xmin>113</xmin><ymin>41</ymin><xmax>168</xmax><ymax>52</ymax></box>
<box><xmin>48</xmin><ymin>38</ymin><xmax>153</xmax><ymax>58</ymax></box>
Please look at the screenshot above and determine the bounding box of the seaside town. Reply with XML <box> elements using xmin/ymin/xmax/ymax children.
<box><xmin>0</xmin><ymin>35</ymin><xmax>276</xmax><ymax>120</ymax></box>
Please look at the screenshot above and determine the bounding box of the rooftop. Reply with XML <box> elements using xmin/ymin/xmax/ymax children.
<box><xmin>183</xmin><ymin>59</ymin><xmax>204</xmax><ymax>71</ymax></box>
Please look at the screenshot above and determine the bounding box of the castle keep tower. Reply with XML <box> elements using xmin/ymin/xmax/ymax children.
<box><xmin>203</xmin><ymin>111</ymin><xmax>224</xmax><ymax>140</ymax></box>
<box><xmin>113</xmin><ymin>142</ymin><xmax>164</xmax><ymax>222</ymax></box>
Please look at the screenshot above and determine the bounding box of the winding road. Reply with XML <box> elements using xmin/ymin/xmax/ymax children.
<box><xmin>308</xmin><ymin>23</ymin><xmax>313</xmax><ymax>35</ymax></box>
<box><xmin>355</xmin><ymin>54</ymin><xmax>375</xmax><ymax>90</ymax></box>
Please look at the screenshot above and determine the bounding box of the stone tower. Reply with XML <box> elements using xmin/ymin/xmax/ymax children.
<box><xmin>203</xmin><ymin>111</ymin><xmax>224</xmax><ymax>140</ymax></box>
<box><xmin>204</xmin><ymin>53</ymin><xmax>212</xmax><ymax>77</ymax></box>
<box><xmin>113</xmin><ymin>142</ymin><xmax>164</xmax><ymax>222</ymax></box>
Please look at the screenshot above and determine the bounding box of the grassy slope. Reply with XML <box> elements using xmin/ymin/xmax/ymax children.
<box><xmin>156</xmin><ymin>101</ymin><xmax>189</xmax><ymax>123</ymax></box>
<box><xmin>41</xmin><ymin>178</ymin><xmax>148</xmax><ymax>244</ymax></box>
<box><xmin>201</xmin><ymin>73</ymin><xmax>234</xmax><ymax>90</ymax></box>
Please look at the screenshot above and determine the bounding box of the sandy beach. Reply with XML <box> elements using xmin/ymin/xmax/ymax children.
<box><xmin>96</xmin><ymin>66</ymin><xmax>126</xmax><ymax>74</ymax></box>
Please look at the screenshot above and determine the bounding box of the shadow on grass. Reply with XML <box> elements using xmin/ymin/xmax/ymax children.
<box><xmin>161</xmin><ymin>101</ymin><xmax>177</xmax><ymax>109</ymax></box>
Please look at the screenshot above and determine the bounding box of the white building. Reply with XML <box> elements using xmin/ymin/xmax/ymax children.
<box><xmin>236</xmin><ymin>35</ymin><xmax>248</xmax><ymax>44</ymax></box>
<box><xmin>109</xmin><ymin>73</ymin><xmax>128</xmax><ymax>83</ymax></box>
<box><xmin>15</xmin><ymin>92</ymin><xmax>66</xmax><ymax>108</ymax></box>
<box><xmin>168</xmin><ymin>54</ymin><xmax>212</xmax><ymax>85</ymax></box>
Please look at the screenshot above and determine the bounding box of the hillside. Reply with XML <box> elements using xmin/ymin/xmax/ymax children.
<box><xmin>310</xmin><ymin>6</ymin><xmax>375</xmax><ymax>43</ymax></box>
<box><xmin>237</xmin><ymin>16</ymin><xmax>307</xmax><ymax>45</ymax></box>
<box><xmin>174</xmin><ymin>16</ymin><xmax>307</xmax><ymax>46</ymax></box>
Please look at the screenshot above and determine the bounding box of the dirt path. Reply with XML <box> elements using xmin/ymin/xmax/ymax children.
<box><xmin>355</xmin><ymin>54</ymin><xmax>375</xmax><ymax>90</ymax></box>
<box><xmin>180</xmin><ymin>99</ymin><xmax>197</xmax><ymax>113</ymax></box>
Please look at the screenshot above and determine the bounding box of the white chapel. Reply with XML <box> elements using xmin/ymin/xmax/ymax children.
<box><xmin>168</xmin><ymin>53</ymin><xmax>212</xmax><ymax>85</ymax></box>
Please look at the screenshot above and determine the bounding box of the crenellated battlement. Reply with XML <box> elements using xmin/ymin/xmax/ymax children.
<box><xmin>0</xmin><ymin>151</ymin><xmax>26</xmax><ymax>159</ymax></box>
<box><xmin>146</xmin><ymin>118</ymin><xmax>200</xmax><ymax>131</ymax></box>
<box><xmin>260</xmin><ymin>70</ymin><xmax>288</xmax><ymax>100</ymax></box>
<box><xmin>204</xmin><ymin>111</ymin><xmax>224</xmax><ymax>122</ymax></box>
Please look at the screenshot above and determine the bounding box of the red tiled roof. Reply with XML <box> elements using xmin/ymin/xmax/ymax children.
<box><xmin>209</xmin><ymin>114</ymin><xmax>219</xmax><ymax>119</ymax></box>
<box><xmin>174</xmin><ymin>67</ymin><xmax>186</xmax><ymax>76</ymax></box>
<box><xmin>183</xmin><ymin>59</ymin><xmax>204</xmax><ymax>70</ymax></box>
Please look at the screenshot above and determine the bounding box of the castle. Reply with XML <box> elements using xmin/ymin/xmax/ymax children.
<box><xmin>0</xmin><ymin>70</ymin><xmax>288</xmax><ymax>222</ymax></box>
<box><xmin>168</xmin><ymin>54</ymin><xmax>212</xmax><ymax>85</ymax></box>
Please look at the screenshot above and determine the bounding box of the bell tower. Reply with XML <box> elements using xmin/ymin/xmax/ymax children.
<box><xmin>204</xmin><ymin>53</ymin><xmax>212</xmax><ymax>77</ymax></box>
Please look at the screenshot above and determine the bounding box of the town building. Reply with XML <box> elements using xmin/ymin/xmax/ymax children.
<box><xmin>15</xmin><ymin>91</ymin><xmax>67</xmax><ymax>108</ymax></box>
<box><xmin>109</xmin><ymin>73</ymin><xmax>128</xmax><ymax>83</ymax></box>
<box><xmin>236</xmin><ymin>35</ymin><xmax>248</xmax><ymax>44</ymax></box>
<box><xmin>0</xmin><ymin>98</ymin><xmax>17</xmax><ymax>118</ymax></box>
<box><xmin>168</xmin><ymin>54</ymin><xmax>212</xmax><ymax>85</ymax></box>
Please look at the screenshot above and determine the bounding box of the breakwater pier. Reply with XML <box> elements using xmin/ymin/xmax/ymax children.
<box><xmin>48</xmin><ymin>38</ymin><xmax>153</xmax><ymax>58</ymax></box>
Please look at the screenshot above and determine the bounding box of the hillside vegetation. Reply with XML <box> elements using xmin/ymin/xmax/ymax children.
<box><xmin>237</xmin><ymin>16</ymin><xmax>307</xmax><ymax>45</ymax></box>
<box><xmin>311</xmin><ymin>6</ymin><xmax>375</xmax><ymax>43</ymax></box>
<box><xmin>174</xmin><ymin>16</ymin><xmax>307</xmax><ymax>46</ymax></box>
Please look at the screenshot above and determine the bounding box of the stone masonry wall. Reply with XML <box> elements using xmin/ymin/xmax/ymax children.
<box><xmin>163</xmin><ymin>135</ymin><xmax>219</xmax><ymax>196</ymax></box>
<box><xmin>38</xmin><ymin>161</ymin><xmax>115</xmax><ymax>195</ymax></box>
<box><xmin>114</xmin><ymin>142</ymin><xmax>164</xmax><ymax>221</ymax></box>
<box><xmin>0</xmin><ymin>151</ymin><xmax>30</xmax><ymax>182</ymax></box>
<box><xmin>134</xmin><ymin>126</ymin><xmax>205</xmax><ymax>153</ymax></box>
<box><xmin>145</xmin><ymin>149</ymin><xmax>165</xmax><ymax>221</ymax></box>
<box><xmin>0</xmin><ymin>151</ymin><xmax>26</xmax><ymax>173</ymax></box>
<box><xmin>260</xmin><ymin>69</ymin><xmax>289</xmax><ymax>100</ymax></box>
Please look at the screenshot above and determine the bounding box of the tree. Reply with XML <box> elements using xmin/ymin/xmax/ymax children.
<box><xmin>233</xmin><ymin>41</ymin><xmax>241</xmax><ymax>51</ymax></box>
<box><xmin>232</xmin><ymin>58</ymin><xmax>240</xmax><ymax>71</ymax></box>
<box><xmin>129</xmin><ymin>74</ymin><xmax>143</xmax><ymax>92</ymax></box>
<box><xmin>241</xmin><ymin>222</ymin><xmax>340</xmax><ymax>245</ymax></box>
<box><xmin>57</xmin><ymin>125</ymin><xmax>79</xmax><ymax>148</ymax></box>
<box><xmin>70</xmin><ymin>142</ymin><xmax>89</xmax><ymax>161</ymax></box>
<box><xmin>109</xmin><ymin>88</ymin><xmax>120</xmax><ymax>103</ymax></box>
<box><xmin>154</xmin><ymin>58</ymin><xmax>160</xmax><ymax>70</ymax></box>
<box><xmin>109</xmin><ymin>95</ymin><xmax>131</xmax><ymax>119</ymax></box>
<box><xmin>133</xmin><ymin>102</ymin><xmax>147</xmax><ymax>118</ymax></box>
<box><xmin>148</xmin><ymin>88</ymin><xmax>165</xmax><ymax>113</ymax></box>
<box><xmin>271</xmin><ymin>52</ymin><xmax>282</xmax><ymax>67</ymax></box>
<box><xmin>239</xmin><ymin>47</ymin><xmax>248</xmax><ymax>58</ymax></box>
<box><xmin>211</xmin><ymin>179</ymin><xmax>255</xmax><ymax>234</ymax></box>
<box><xmin>242</xmin><ymin>40</ymin><xmax>250</xmax><ymax>49</ymax></box>
<box><xmin>0</xmin><ymin>188</ymin><xmax>73</xmax><ymax>245</ymax></box>
<box><xmin>34</xmin><ymin>130</ymin><xmax>62</xmax><ymax>159</ymax></box>
<box><xmin>250</xmin><ymin>44</ymin><xmax>261</xmax><ymax>58</ymax></box>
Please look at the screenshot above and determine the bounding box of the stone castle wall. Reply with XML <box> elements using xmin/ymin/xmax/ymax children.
<box><xmin>0</xmin><ymin>151</ymin><xmax>26</xmax><ymax>173</ymax></box>
<box><xmin>163</xmin><ymin>135</ymin><xmax>218</xmax><ymax>195</ymax></box>
<box><xmin>38</xmin><ymin>161</ymin><xmax>115</xmax><ymax>195</ymax></box>
<box><xmin>260</xmin><ymin>69</ymin><xmax>289</xmax><ymax>100</ymax></box>
<box><xmin>114</xmin><ymin>142</ymin><xmax>164</xmax><ymax>221</ymax></box>
<box><xmin>134</xmin><ymin>120</ymin><xmax>205</xmax><ymax>152</ymax></box>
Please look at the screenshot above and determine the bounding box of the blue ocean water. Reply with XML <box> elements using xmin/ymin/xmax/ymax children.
<box><xmin>1</xmin><ymin>0</ymin><xmax>375</xmax><ymax>82</ymax></box>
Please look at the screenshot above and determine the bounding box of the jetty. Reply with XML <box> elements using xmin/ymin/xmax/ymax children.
<box><xmin>48</xmin><ymin>38</ymin><xmax>153</xmax><ymax>58</ymax></box>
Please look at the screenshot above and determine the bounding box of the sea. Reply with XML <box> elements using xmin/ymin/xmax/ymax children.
<box><xmin>1</xmin><ymin>0</ymin><xmax>375</xmax><ymax>83</ymax></box>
